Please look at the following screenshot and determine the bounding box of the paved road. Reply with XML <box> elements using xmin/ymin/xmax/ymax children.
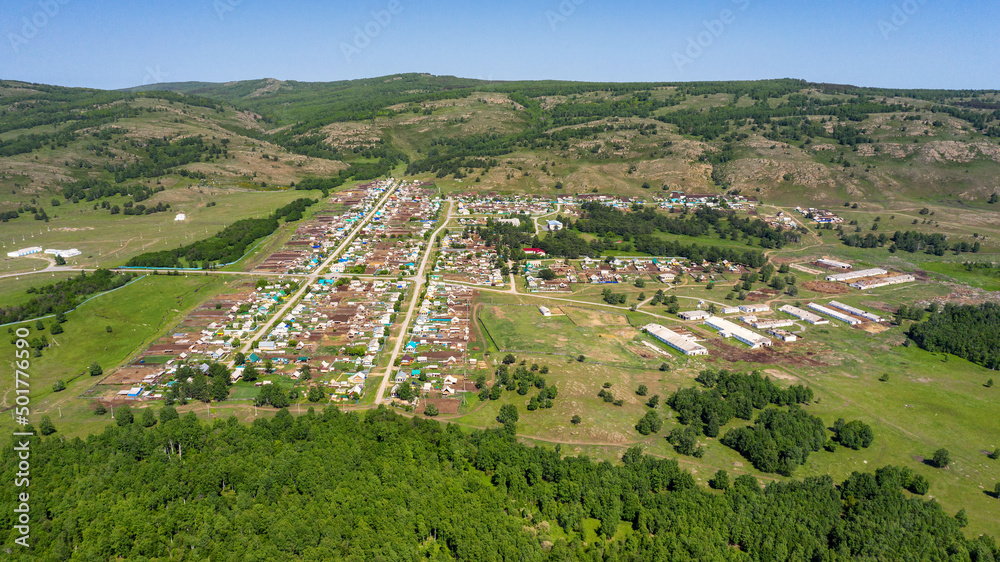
<box><xmin>231</xmin><ymin>182</ymin><xmax>401</xmax><ymax>366</ymax></box>
<box><xmin>373</xmin><ymin>199</ymin><xmax>454</xmax><ymax>404</ymax></box>
<box><xmin>532</xmin><ymin>204</ymin><xmax>561</xmax><ymax>235</ymax></box>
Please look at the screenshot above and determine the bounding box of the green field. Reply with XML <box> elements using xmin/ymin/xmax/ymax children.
<box><xmin>464</xmin><ymin>286</ymin><xmax>1000</xmax><ymax>537</ymax></box>
<box><xmin>0</xmin><ymin>274</ymin><xmax>225</xmax><ymax>438</ymax></box>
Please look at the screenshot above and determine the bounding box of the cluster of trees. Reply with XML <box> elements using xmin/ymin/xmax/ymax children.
<box><xmin>894</xmin><ymin>304</ymin><xmax>927</xmax><ymax>324</ymax></box>
<box><xmin>832</xmin><ymin>418</ymin><xmax>875</xmax><ymax>450</ymax></box>
<box><xmin>479</xmin><ymin>359</ymin><xmax>558</xmax><ymax>412</ymax></box>
<box><xmin>600</xmin><ymin>288</ymin><xmax>628</xmax><ymax>305</ymax></box>
<box><xmin>656</xmin><ymin>94</ymin><xmax>905</xmax><ymax>142</ymax></box>
<box><xmin>255</xmin><ymin>383</ymin><xmax>293</xmax><ymax>408</ymax></box>
<box><xmin>633</xmin><ymin>236</ymin><xmax>768</xmax><ymax>268</ymax></box>
<box><xmin>907</xmin><ymin>303</ymin><xmax>1000</xmax><ymax>369</ymax></box>
<box><xmin>720</xmin><ymin>406</ymin><xmax>828</xmax><ymax>476</ymax></box>
<box><xmin>574</xmin><ymin>204</ymin><xmax>796</xmax><ymax>250</ymax></box>
<box><xmin>105</xmin><ymin>136</ymin><xmax>225</xmax><ymax>182</ymax></box>
<box><xmin>125</xmin><ymin>198</ymin><xmax>314</xmax><ymax>268</ymax></box>
<box><xmin>162</xmin><ymin>363</ymin><xmax>232</xmax><ymax>405</ymax></box>
<box><xmin>60</xmin><ymin>179</ymin><xmax>165</xmax><ymax>204</ymax></box>
<box><xmin>891</xmin><ymin>230</ymin><xmax>979</xmax><ymax>255</ymax></box>
<box><xmin>6</xmin><ymin>405</ymin><xmax>992</xmax><ymax>560</ymax></box>
<box><xmin>667</xmin><ymin>369</ymin><xmax>814</xmax><ymax>438</ymax></box>
<box><xmin>634</xmin><ymin>410</ymin><xmax>662</xmax><ymax>435</ymax></box>
<box><xmin>471</xmin><ymin>357</ymin><xmax>556</xmax><ymax>410</ymax></box>
<box><xmin>0</xmin><ymin>269</ymin><xmax>136</xmax><ymax>325</ymax></box>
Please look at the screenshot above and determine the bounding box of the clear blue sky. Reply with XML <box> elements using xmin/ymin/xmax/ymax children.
<box><xmin>1</xmin><ymin>0</ymin><xmax>997</xmax><ymax>90</ymax></box>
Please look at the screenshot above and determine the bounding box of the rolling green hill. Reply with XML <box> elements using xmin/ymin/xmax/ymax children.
<box><xmin>4</xmin><ymin>75</ymin><xmax>1000</xmax><ymax>207</ymax></box>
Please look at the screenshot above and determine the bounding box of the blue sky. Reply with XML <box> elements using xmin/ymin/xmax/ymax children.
<box><xmin>1</xmin><ymin>0</ymin><xmax>997</xmax><ymax>90</ymax></box>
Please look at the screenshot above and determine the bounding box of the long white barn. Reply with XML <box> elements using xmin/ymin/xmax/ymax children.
<box><xmin>826</xmin><ymin>268</ymin><xmax>888</xmax><ymax>282</ymax></box>
<box><xmin>644</xmin><ymin>324</ymin><xmax>708</xmax><ymax>356</ymax></box>
<box><xmin>704</xmin><ymin>317</ymin><xmax>772</xmax><ymax>349</ymax></box>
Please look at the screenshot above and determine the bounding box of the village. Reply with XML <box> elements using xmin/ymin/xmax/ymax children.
<box><xmin>90</xmin><ymin>186</ymin><xmax>918</xmax><ymax>412</ymax></box>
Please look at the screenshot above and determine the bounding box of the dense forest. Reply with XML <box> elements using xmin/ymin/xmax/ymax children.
<box><xmin>2</xmin><ymin>406</ymin><xmax>995</xmax><ymax>561</ymax></box>
<box><xmin>125</xmin><ymin>198</ymin><xmax>316</xmax><ymax>268</ymax></box>
<box><xmin>906</xmin><ymin>303</ymin><xmax>1000</xmax><ymax>369</ymax></box>
<box><xmin>0</xmin><ymin>269</ymin><xmax>136</xmax><ymax>325</ymax></box>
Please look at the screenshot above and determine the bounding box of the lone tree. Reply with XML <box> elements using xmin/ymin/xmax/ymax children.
<box><xmin>571</xmin><ymin>414</ymin><xmax>582</xmax><ymax>425</ymax></box>
<box><xmin>93</xmin><ymin>403</ymin><xmax>107</xmax><ymax>416</ymax></box>
<box><xmin>497</xmin><ymin>404</ymin><xmax>519</xmax><ymax>425</ymax></box>
<box><xmin>636</xmin><ymin>384</ymin><xmax>648</xmax><ymax>396</ymax></box>
<box><xmin>932</xmin><ymin>448</ymin><xmax>950</xmax><ymax>468</ymax></box>
<box><xmin>88</xmin><ymin>362</ymin><xmax>103</xmax><ymax>377</ymax></box>
<box><xmin>39</xmin><ymin>415</ymin><xmax>57</xmax><ymax>436</ymax></box>
<box><xmin>424</xmin><ymin>403</ymin><xmax>439</xmax><ymax>417</ymax></box>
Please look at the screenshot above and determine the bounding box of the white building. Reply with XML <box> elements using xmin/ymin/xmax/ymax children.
<box><xmin>749</xmin><ymin>318</ymin><xmax>796</xmax><ymax>330</ymax></box>
<box><xmin>538</xmin><ymin>306</ymin><xmax>551</xmax><ymax>317</ymax></box>
<box><xmin>779</xmin><ymin>304</ymin><xmax>828</xmax><ymax>325</ymax></box>
<box><xmin>44</xmin><ymin>248</ymin><xmax>81</xmax><ymax>259</ymax></box>
<box><xmin>738</xmin><ymin>304</ymin><xmax>770</xmax><ymax>313</ymax></box>
<box><xmin>546</xmin><ymin>220</ymin><xmax>564</xmax><ymax>231</ymax></box>
<box><xmin>175</xmin><ymin>213</ymin><xmax>186</xmax><ymax>221</ymax></box>
<box><xmin>644</xmin><ymin>324</ymin><xmax>708</xmax><ymax>356</ymax></box>
<box><xmin>769</xmin><ymin>329</ymin><xmax>798</xmax><ymax>342</ymax></box>
<box><xmin>817</xmin><ymin>258</ymin><xmax>852</xmax><ymax>269</ymax></box>
<box><xmin>828</xmin><ymin>301</ymin><xmax>883</xmax><ymax>322</ymax></box>
<box><xmin>808</xmin><ymin>302</ymin><xmax>861</xmax><ymax>325</ymax></box>
<box><xmin>849</xmin><ymin>275</ymin><xmax>916</xmax><ymax>290</ymax></box>
<box><xmin>679</xmin><ymin>310</ymin><xmax>711</xmax><ymax>321</ymax></box>
<box><xmin>6</xmin><ymin>247</ymin><xmax>42</xmax><ymax>258</ymax></box>
<box><xmin>704</xmin><ymin>317</ymin><xmax>772</xmax><ymax>349</ymax></box>
<box><xmin>826</xmin><ymin>268</ymin><xmax>888</xmax><ymax>282</ymax></box>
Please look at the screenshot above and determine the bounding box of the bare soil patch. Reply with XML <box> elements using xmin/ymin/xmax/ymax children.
<box><xmin>104</xmin><ymin>366</ymin><xmax>160</xmax><ymax>385</ymax></box>
<box><xmin>705</xmin><ymin>340</ymin><xmax>826</xmax><ymax>367</ymax></box>
<box><xmin>418</xmin><ymin>397</ymin><xmax>461</xmax><ymax>415</ymax></box>
<box><xmin>858</xmin><ymin>323</ymin><xmax>891</xmax><ymax>334</ymax></box>
<box><xmin>803</xmin><ymin>280</ymin><xmax>850</xmax><ymax>294</ymax></box>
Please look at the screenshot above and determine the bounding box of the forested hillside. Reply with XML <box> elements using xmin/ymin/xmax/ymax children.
<box><xmin>4</xmin><ymin>75</ymin><xmax>1000</xmax><ymax>213</ymax></box>
<box><xmin>2</xmin><ymin>406</ymin><xmax>995</xmax><ymax>560</ymax></box>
